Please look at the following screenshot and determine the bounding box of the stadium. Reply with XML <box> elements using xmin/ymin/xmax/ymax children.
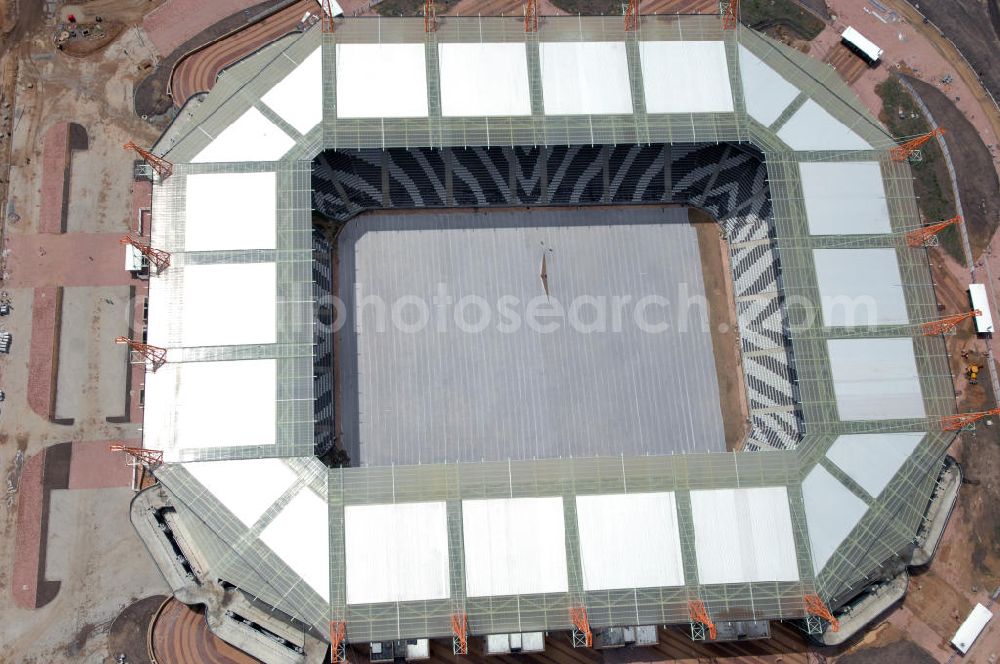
<box><xmin>130</xmin><ymin>11</ymin><xmax>960</xmax><ymax>664</ymax></box>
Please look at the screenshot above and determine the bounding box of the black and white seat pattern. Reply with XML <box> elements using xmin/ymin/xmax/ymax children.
<box><xmin>312</xmin><ymin>143</ymin><xmax>802</xmax><ymax>451</ymax></box>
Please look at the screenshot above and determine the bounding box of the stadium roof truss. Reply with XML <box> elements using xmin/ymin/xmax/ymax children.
<box><xmin>145</xmin><ymin>15</ymin><xmax>957</xmax><ymax>644</ymax></box>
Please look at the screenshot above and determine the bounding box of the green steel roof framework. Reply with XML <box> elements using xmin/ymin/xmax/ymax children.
<box><xmin>147</xmin><ymin>14</ymin><xmax>959</xmax><ymax>645</ymax></box>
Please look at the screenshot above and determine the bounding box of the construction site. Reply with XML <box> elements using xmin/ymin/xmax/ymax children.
<box><xmin>1</xmin><ymin>0</ymin><xmax>999</xmax><ymax>663</ymax></box>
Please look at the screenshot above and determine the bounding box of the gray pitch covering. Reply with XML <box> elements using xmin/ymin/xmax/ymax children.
<box><xmin>338</xmin><ymin>208</ymin><xmax>726</xmax><ymax>465</ymax></box>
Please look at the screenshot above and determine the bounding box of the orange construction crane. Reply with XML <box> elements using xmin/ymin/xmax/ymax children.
<box><xmin>942</xmin><ymin>408</ymin><xmax>1000</xmax><ymax>431</ymax></box>
<box><xmin>722</xmin><ymin>0</ymin><xmax>739</xmax><ymax>29</ymax></box>
<box><xmin>569</xmin><ymin>606</ymin><xmax>593</xmax><ymax>647</ymax></box>
<box><xmin>687</xmin><ymin>599</ymin><xmax>717</xmax><ymax>640</ymax></box>
<box><xmin>906</xmin><ymin>215</ymin><xmax>962</xmax><ymax>247</ymax></box>
<box><xmin>330</xmin><ymin>621</ymin><xmax>347</xmax><ymax>664</ymax></box>
<box><xmin>121</xmin><ymin>235</ymin><xmax>171</xmax><ymax>274</ymax></box>
<box><xmin>804</xmin><ymin>594</ymin><xmax>840</xmax><ymax>632</ymax></box>
<box><xmin>451</xmin><ymin>613</ymin><xmax>468</xmax><ymax>655</ymax></box>
<box><xmin>921</xmin><ymin>309</ymin><xmax>981</xmax><ymax>336</ymax></box>
<box><xmin>889</xmin><ymin>127</ymin><xmax>945</xmax><ymax>162</ymax></box>
<box><xmin>123</xmin><ymin>141</ymin><xmax>173</xmax><ymax>179</ymax></box>
<box><xmin>321</xmin><ymin>0</ymin><xmax>337</xmax><ymax>32</ymax></box>
<box><xmin>524</xmin><ymin>0</ymin><xmax>538</xmax><ymax>32</ymax></box>
<box><xmin>424</xmin><ymin>0</ymin><xmax>437</xmax><ymax>32</ymax></box>
<box><xmin>109</xmin><ymin>444</ymin><xmax>164</xmax><ymax>467</ymax></box>
<box><xmin>116</xmin><ymin>336</ymin><xmax>168</xmax><ymax>372</ymax></box>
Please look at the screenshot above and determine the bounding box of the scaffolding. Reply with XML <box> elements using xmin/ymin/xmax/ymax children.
<box><xmin>123</xmin><ymin>141</ymin><xmax>173</xmax><ymax>179</ymax></box>
<box><xmin>330</xmin><ymin>621</ymin><xmax>347</xmax><ymax>664</ymax></box>
<box><xmin>321</xmin><ymin>0</ymin><xmax>337</xmax><ymax>32</ymax></box>
<box><xmin>804</xmin><ymin>594</ymin><xmax>840</xmax><ymax>633</ymax></box>
<box><xmin>569</xmin><ymin>606</ymin><xmax>593</xmax><ymax>647</ymax></box>
<box><xmin>942</xmin><ymin>409</ymin><xmax>1000</xmax><ymax>432</ymax></box>
<box><xmin>921</xmin><ymin>310</ymin><xmax>981</xmax><ymax>336</ymax></box>
<box><xmin>524</xmin><ymin>0</ymin><xmax>538</xmax><ymax>32</ymax></box>
<box><xmin>889</xmin><ymin>128</ymin><xmax>946</xmax><ymax>162</ymax></box>
<box><xmin>906</xmin><ymin>215</ymin><xmax>962</xmax><ymax>247</ymax></box>
<box><xmin>424</xmin><ymin>0</ymin><xmax>437</xmax><ymax>33</ymax></box>
<box><xmin>121</xmin><ymin>235</ymin><xmax>171</xmax><ymax>274</ymax></box>
<box><xmin>624</xmin><ymin>0</ymin><xmax>638</xmax><ymax>31</ymax></box>
<box><xmin>109</xmin><ymin>444</ymin><xmax>163</xmax><ymax>466</ymax></box>
<box><xmin>451</xmin><ymin>613</ymin><xmax>468</xmax><ymax>655</ymax></box>
<box><xmin>687</xmin><ymin>599</ymin><xmax>717</xmax><ymax>641</ymax></box>
<box><xmin>721</xmin><ymin>0</ymin><xmax>739</xmax><ymax>30</ymax></box>
<box><xmin>115</xmin><ymin>336</ymin><xmax>168</xmax><ymax>372</ymax></box>
<box><xmin>110</xmin><ymin>444</ymin><xmax>163</xmax><ymax>491</ymax></box>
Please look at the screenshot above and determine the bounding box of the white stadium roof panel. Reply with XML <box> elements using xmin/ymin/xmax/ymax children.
<box><xmin>826</xmin><ymin>432</ymin><xmax>924</xmax><ymax>497</ymax></box>
<box><xmin>827</xmin><ymin>338</ymin><xmax>925</xmax><ymax>420</ymax></box>
<box><xmin>439</xmin><ymin>43</ymin><xmax>531</xmax><ymax>117</ymax></box>
<box><xmin>801</xmin><ymin>464</ymin><xmax>869</xmax><ymax>574</ymax></box>
<box><xmin>737</xmin><ymin>45</ymin><xmax>798</xmax><ymax>126</ymax></box>
<box><xmin>192</xmin><ymin>107</ymin><xmax>295</xmax><ymax>163</ymax></box>
<box><xmin>690</xmin><ymin>487</ymin><xmax>799</xmax><ymax>585</ymax></box>
<box><xmin>181</xmin><ymin>263</ymin><xmax>277</xmax><ymax>347</ymax></box>
<box><xmin>145</xmin><ymin>277</ymin><xmax>169</xmax><ymax>347</ymax></box>
<box><xmin>640</xmin><ymin>41</ymin><xmax>734</xmax><ymax>114</ymax></box>
<box><xmin>576</xmin><ymin>492</ymin><xmax>684</xmax><ymax>591</ymax></box>
<box><xmin>799</xmin><ymin>161</ymin><xmax>891</xmax><ymax>235</ymax></box>
<box><xmin>143</xmin><ymin>359</ymin><xmax>277</xmax><ymax>460</ymax></box>
<box><xmin>777</xmin><ymin>99</ymin><xmax>871</xmax><ymax>151</ymax></box>
<box><xmin>462</xmin><ymin>497</ymin><xmax>568</xmax><ymax>597</ymax></box>
<box><xmin>540</xmin><ymin>41</ymin><xmax>632</xmax><ymax>115</ymax></box>
<box><xmin>261</xmin><ymin>48</ymin><xmax>323</xmax><ymax>133</ymax></box>
<box><xmin>344</xmin><ymin>502</ymin><xmax>450</xmax><ymax>605</ymax></box>
<box><xmin>813</xmin><ymin>248</ymin><xmax>908</xmax><ymax>326</ymax></box>
<box><xmin>185</xmin><ymin>172</ymin><xmax>277</xmax><ymax>251</ymax></box>
<box><xmin>260</xmin><ymin>487</ymin><xmax>330</xmax><ymax>601</ymax></box>
<box><xmin>336</xmin><ymin>43</ymin><xmax>429</xmax><ymax>119</ymax></box>
<box><xmin>184</xmin><ymin>458</ymin><xmax>298</xmax><ymax>527</ymax></box>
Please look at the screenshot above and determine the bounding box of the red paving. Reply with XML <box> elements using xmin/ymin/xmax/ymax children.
<box><xmin>11</xmin><ymin>449</ymin><xmax>46</xmax><ymax>610</ymax></box>
<box><xmin>4</xmin><ymin>233</ymin><xmax>136</xmax><ymax>288</ymax></box>
<box><xmin>67</xmin><ymin>441</ymin><xmax>134</xmax><ymax>490</ymax></box>
<box><xmin>143</xmin><ymin>0</ymin><xmax>271</xmax><ymax>58</ymax></box>
<box><xmin>170</xmin><ymin>0</ymin><xmax>312</xmax><ymax>107</ymax></box>
<box><xmin>131</xmin><ymin>179</ymin><xmax>152</xmax><ymax>234</ymax></box>
<box><xmin>38</xmin><ymin>122</ymin><xmax>70</xmax><ymax>234</ymax></box>
<box><xmin>26</xmin><ymin>287</ymin><xmax>62</xmax><ymax>421</ymax></box>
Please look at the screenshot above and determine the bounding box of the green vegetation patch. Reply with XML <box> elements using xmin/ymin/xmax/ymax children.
<box><xmin>740</xmin><ymin>0</ymin><xmax>824</xmax><ymax>41</ymax></box>
<box><xmin>375</xmin><ymin>0</ymin><xmax>460</xmax><ymax>17</ymax></box>
<box><xmin>549</xmin><ymin>0</ymin><xmax>624</xmax><ymax>15</ymax></box>
<box><xmin>875</xmin><ymin>76</ymin><xmax>962</xmax><ymax>264</ymax></box>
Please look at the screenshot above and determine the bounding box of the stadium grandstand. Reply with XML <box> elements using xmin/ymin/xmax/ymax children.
<box><xmin>128</xmin><ymin>11</ymin><xmax>961</xmax><ymax>664</ymax></box>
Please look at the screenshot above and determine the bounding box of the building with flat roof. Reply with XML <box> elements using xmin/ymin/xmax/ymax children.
<box><xmin>131</xmin><ymin>13</ymin><xmax>959</xmax><ymax>664</ymax></box>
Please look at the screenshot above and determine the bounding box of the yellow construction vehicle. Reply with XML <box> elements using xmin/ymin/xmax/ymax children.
<box><xmin>967</xmin><ymin>364</ymin><xmax>981</xmax><ymax>385</ymax></box>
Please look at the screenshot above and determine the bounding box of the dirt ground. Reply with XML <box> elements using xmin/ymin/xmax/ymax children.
<box><xmin>108</xmin><ymin>595</ymin><xmax>168</xmax><ymax>664</ymax></box>
<box><xmin>812</xmin><ymin>0</ymin><xmax>1000</xmax><ymax>174</ymax></box>
<box><xmin>904</xmin><ymin>76</ymin><xmax>1000</xmax><ymax>259</ymax></box>
<box><xmin>690</xmin><ymin>207</ymin><xmax>750</xmax><ymax>451</ymax></box>
<box><xmin>902</xmin><ymin>0</ymin><xmax>1000</xmax><ymax>107</ymax></box>
<box><xmin>150</xmin><ymin>599</ymin><xmax>262</xmax><ymax>664</ymax></box>
<box><xmin>835</xmin><ymin>639</ymin><xmax>938</xmax><ymax>664</ymax></box>
<box><xmin>0</xmin><ymin>3</ymin><xmax>166</xmax><ymax>663</ymax></box>
<box><xmin>134</xmin><ymin>0</ymin><xmax>287</xmax><ymax>118</ymax></box>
